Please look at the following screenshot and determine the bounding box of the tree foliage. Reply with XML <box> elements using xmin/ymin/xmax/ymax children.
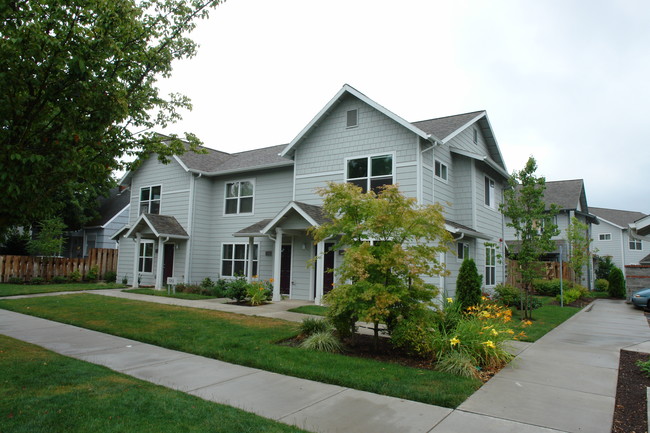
<box><xmin>0</xmin><ymin>0</ymin><xmax>221</xmax><ymax>229</ymax></box>
<box><xmin>309</xmin><ymin>182</ymin><xmax>452</xmax><ymax>348</ymax></box>
<box><xmin>456</xmin><ymin>258</ymin><xmax>483</xmax><ymax>310</ymax></box>
<box><xmin>27</xmin><ymin>217</ymin><xmax>66</xmax><ymax>257</ymax></box>
<box><xmin>500</xmin><ymin>157</ymin><xmax>559</xmax><ymax>319</ymax></box>
<box><xmin>607</xmin><ymin>266</ymin><xmax>626</xmax><ymax>299</ymax></box>
<box><xmin>565</xmin><ymin>216</ymin><xmax>592</xmax><ymax>284</ymax></box>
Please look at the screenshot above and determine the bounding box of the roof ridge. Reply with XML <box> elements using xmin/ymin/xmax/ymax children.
<box><xmin>411</xmin><ymin>110</ymin><xmax>485</xmax><ymax>124</ymax></box>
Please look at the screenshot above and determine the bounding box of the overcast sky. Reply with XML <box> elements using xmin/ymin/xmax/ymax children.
<box><xmin>157</xmin><ymin>0</ymin><xmax>649</xmax><ymax>213</ymax></box>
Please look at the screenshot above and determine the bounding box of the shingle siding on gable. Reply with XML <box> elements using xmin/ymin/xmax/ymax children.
<box><xmin>451</xmin><ymin>155</ymin><xmax>474</xmax><ymax>227</ymax></box>
<box><xmin>294</xmin><ymin>95</ymin><xmax>419</xmax><ymax>202</ymax></box>
<box><xmin>433</xmin><ymin>145</ymin><xmax>454</xmax><ymax>216</ymax></box>
<box><xmin>450</xmin><ymin>124</ymin><xmax>491</xmax><ymax>156</ymax></box>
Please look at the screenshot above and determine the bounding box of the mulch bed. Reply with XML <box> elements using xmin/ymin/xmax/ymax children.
<box><xmin>612</xmin><ymin>349</ymin><xmax>650</xmax><ymax>433</ymax></box>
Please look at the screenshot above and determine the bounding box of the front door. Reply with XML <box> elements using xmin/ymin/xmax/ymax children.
<box><xmin>163</xmin><ymin>244</ymin><xmax>175</xmax><ymax>283</ymax></box>
<box><xmin>280</xmin><ymin>245</ymin><xmax>291</xmax><ymax>295</ymax></box>
<box><xmin>323</xmin><ymin>243</ymin><xmax>335</xmax><ymax>294</ymax></box>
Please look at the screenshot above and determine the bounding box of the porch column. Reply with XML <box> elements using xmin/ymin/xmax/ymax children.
<box><xmin>247</xmin><ymin>236</ymin><xmax>254</xmax><ymax>283</ymax></box>
<box><xmin>315</xmin><ymin>240</ymin><xmax>325</xmax><ymax>305</ymax></box>
<box><xmin>132</xmin><ymin>233</ymin><xmax>141</xmax><ymax>288</ymax></box>
<box><xmin>155</xmin><ymin>237</ymin><xmax>164</xmax><ymax>290</ymax></box>
<box><xmin>272</xmin><ymin>228</ymin><xmax>283</xmax><ymax>301</ymax></box>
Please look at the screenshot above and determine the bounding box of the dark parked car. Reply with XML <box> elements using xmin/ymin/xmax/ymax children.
<box><xmin>630</xmin><ymin>288</ymin><xmax>650</xmax><ymax>310</ymax></box>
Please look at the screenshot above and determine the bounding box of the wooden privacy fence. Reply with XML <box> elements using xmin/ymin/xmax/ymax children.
<box><xmin>0</xmin><ymin>248</ymin><xmax>118</xmax><ymax>283</ymax></box>
<box><xmin>505</xmin><ymin>259</ymin><xmax>574</xmax><ymax>288</ymax></box>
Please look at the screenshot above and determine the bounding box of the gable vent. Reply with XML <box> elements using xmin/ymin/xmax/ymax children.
<box><xmin>346</xmin><ymin>109</ymin><xmax>358</xmax><ymax>128</ymax></box>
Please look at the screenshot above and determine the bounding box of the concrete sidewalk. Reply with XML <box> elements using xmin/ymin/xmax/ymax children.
<box><xmin>1</xmin><ymin>296</ymin><xmax>648</xmax><ymax>432</ymax></box>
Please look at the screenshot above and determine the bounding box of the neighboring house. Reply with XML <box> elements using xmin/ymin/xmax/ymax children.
<box><xmin>113</xmin><ymin>84</ymin><xmax>510</xmax><ymax>301</ymax></box>
<box><xmin>504</xmin><ymin>179</ymin><xmax>599</xmax><ymax>287</ymax></box>
<box><xmin>65</xmin><ymin>187</ymin><xmax>130</xmax><ymax>258</ymax></box>
<box><xmin>590</xmin><ymin>207</ymin><xmax>649</xmax><ymax>274</ymax></box>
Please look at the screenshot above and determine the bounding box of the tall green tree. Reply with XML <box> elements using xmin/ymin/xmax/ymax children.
<box><xmin>456</xmin><ymin>258</ymin><xmax>483</xmax><ymax>310</ymax></box>
<box><xmin>309</xmin><ymin>182</ymin><xmax>452</xmax><ymax>350</ymax></box>
<box><xmin>500</xmin><ymin>157</ymin><xmax>559</xmax><ymax>319</ymax></box>
<box><xmin>565</xmin><ymin>216</ymin><xmax>592</xmax><ymax>285</ymax></box>
<box><xmin>27</xmin><ymin>217</ymin><xmax>66</xmax><ymax>257</ymax></box>
<box><xmin>0</xmin><ymin>0</ymin><xmax>220</xmax><ymax>229</ymax></box>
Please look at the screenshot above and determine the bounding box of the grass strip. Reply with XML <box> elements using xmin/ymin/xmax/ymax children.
<box><xmin>0</xmin><ymin>283</ymin><xmax>126</xmax><ymax>297</ymax></box>
<box><xmin>0</xmin><ymin>335</ymin><xmax>305</xmax><ymax>433</ymax></box>
<box><xmin>510</xmin><ymin>296</ymin><xmax>582</xmax><ymax>342</ymax></box>
<box><xmin>287</xmin><ymin>305</ymin><xmax>328</xmax><ymax>316</ymax></box>
<box><xmin>0</xmin><ymin>294</ymin><xmax>480</xmax><ymax>408</ymax></box>
<box><xmin>124</xmin><ymin>288</ymin><xmax>222</xmax><ymax>300</ymax></box>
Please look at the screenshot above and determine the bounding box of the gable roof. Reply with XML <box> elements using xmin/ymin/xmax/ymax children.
<box><xmin>590</xmin><ymin>207</ymin><xmax>648</xmax><ymax>229</ymax></box>
<box><xmin>280</xmin><ymin>84</ymin><xmax>437</xmax><ymax>158</ymax></box>
<box><xmin>543</xmin><ymin>179</ymin><xmax>586</xmax><ymax>210</ymax></box>
<box><xmin>125</xmin><ymin>213</ymin><xmax>189</xmax><ymax>239</ymax></box>
<box><xmin>262</xmin><ymin>201</ymin><xmax>330</xmax><ymax>234</ymax></box>
<box><xmin>85</xmin><ymin>187</ymin><xmax>131</xmax><ymax>228</ymax></box>
<box><xmin>175</xmin><ymin>143</ymin><xmax>291</xmax><ymax>176</ymax></box>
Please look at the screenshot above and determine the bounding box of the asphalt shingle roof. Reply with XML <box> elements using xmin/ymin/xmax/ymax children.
<box><xmin>177</xmin><ymin>144</ymin><xmax>289</xmax><ymax>174</ymax></box>
<box><xmin>411</xmin><ymin>111</ymin><xmax>485</xmax><ymax>141</ymax></box>
<box><xmin>540</xmin><ymin>179</ymin><xmax>584</xmax><ymax>210</ymax></box>
<box><xmin>144</xmin><ymin>214</ymin><xmax>189</xmax><ymax>238</ymax></box>
<box><xmin>590</xmin><ymin>207</ymin><xmax>648</xmax><ymax>228</ymax></box>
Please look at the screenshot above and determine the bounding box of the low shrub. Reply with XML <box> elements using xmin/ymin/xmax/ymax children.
<box><xmin>556</xmin><ymin>288</ymin><xmax>582</xmax><ymax>305</ymax></box>
<box><xmin>594</xmin><ymin>278</ymin><xmax>609</xmax><ymax>292</ymax></box>
<box><xmin>533</xmin><ymin>279</ymin><xmax>573</xmax><ymax>296</ymax></box>
<box><xmin>7</xmin><ymin>276</ymin><xmax>23</xmax><ymax>284</ymax></box>
<box><xmin>494</xmin><ymin>284</ymin><xmax>542</xmax><ymax>310</ymax></box>
<box><xmin>637</xmin><ymin>358</ymin><xmax>650</xmax><ymax>378</ymax></box>
<box><xmin>225</xmin><ymin>277</ymin><xmax>249</xmax><ymax>302</ymax></box>
<box><xmin>456</xmin><ymin>258</ymin><xmax>483</xmax><ymax>310</ymax></box>
<box><xmin>200</xmin><ymin>277</ymin><xmax>214</xmax><ymax>291</ymax></box>
<box><xmin>608</xmin><ymin>267</ymin><xmax>626</xmax><ymax>298</ymax></box>
<box><xmin>247</xmin><ymin>280</ymin><xmax>271</xmax><ymax>305</ymax></box>
<box><xmin>69</xmin><ymin>270</ymin><xmax>82</xmax><ymax>283</ymax></box>
<box><xmin>51</xmin><ymin>275</ymin><xmax>67</xmax><ymax>284</ymax></box>
<box><xmin>300</xmin><ymin>331</ymin><xmax>342</xmax><ymax>353</ymax></box>
<box><xmin>121</xmin><ymin>275</ymin><xmax>128</xmax><ymax>285</ymax></box>
<box><xmin>29</xmin><ymin>277</ymin><xmax>45</xmax><ymax>285</ymax></box>
<box><xmin>176</xmin><ymin>284</ymin><xmax>202</xmax><ymax>294</ymax></box>
<box><xmin>390</xmin><ymin>309</ymin><xmax>437</xmax><ymax>358</ymax></box>
<box><xmin>104</xmin><ymin>271</ymin><xmax>117</xmax><ymax>283</ymax></box>
<box><xmin>86</xmin><ymin>265</ymin><xmax>99</xmax><ymax>282</ymax></box>
<box><xmin>299</xmin><ymin>317</ymin><xmax>331</xmax><ymax>337</ymax></box>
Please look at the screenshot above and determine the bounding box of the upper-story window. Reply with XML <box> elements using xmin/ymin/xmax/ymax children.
<box><xmin>457</xmin><ymin>242</ymin><xmax>470</xmax><ymax>261</ymax></box>
<box><xmin>225</xmin><ymin>180</ymin><xmax>254</xmax><ymax>214</ymax></box>
<box><xmin>630</xmin><ymin>237</ymin><xmax>642</xmax><ymax>250</ymax></box>
<box><xmin>473</xmin><ymin>128</ymin><xmax>478</xmax><ymax>143</ymax></box>
<box><xmin>484</xmin><ymin>176</ymin><xmax>495</xmax><ymax>208</ymax></box>
<box><xmin>346</xmin><ymin>154</ymin><xmax>393</xmax><ymax>194</ymax></box>
<box><xmin>140</xmin><ymin>186</ymin><xmax>161</xmax><ymax>214</ymax></box>
<box><xmin>434</xmin><ymin>160</ymin><xmax>448</xmax><ymax>181</ymax></box>
<box><xmin>599</xmin><ymin>233</ymin><xmax>612</xmax><ymax>241</ymax></box>
<box><xmin>346</xmin><ymin>109</ymin><xmax>358</xmax><ymax>128</ymax></box>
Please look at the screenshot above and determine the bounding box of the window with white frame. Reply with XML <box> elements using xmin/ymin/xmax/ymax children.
<box><xmin>346</xmin><ymin>109</ymin><xmax>358</xmax><ymax>128</ymax></box>
<box><xmin>473</xmin><ymin>128</ymin><xmax>478</xmax><ymax>143</ymax></box>
<box><xmin>630</xmin><ymin>237</ymin><xmax>642</xmax><ymax>250</ymax></box>
<box><xmin>138</xmin><ymin>241</ymin><xmax>154</xmax><ymax>273</ymax></box>
<box><xmin>484</xmin><ymin>176</ymin><xmax>495</xmax><ymax>208</ymax></box>
<box><xmin>485</xmin><ymin>245</ymin><xmax>496</xmax><ymax>286</ymax></box>
<box><xmin>599</xmin><ymin>233</ymin><xmax>612</xmax><ymax>241</ymax></box>
<box><xmin>140</xmin><ymin>186</ymin><xmax>161</xmax><ymax>214</ymax></box>
<box><xmin>224</xmin><ymin>180</ymin><xmax>254</xmax><ymax>214</ymax></box>
<box><xmin>435</xmin><ymin>160</ymin><xmax>448</xmax><ymax>181</ymax></box>
<box><xmin>346</xmin><ymin>154</ymin><xmax>393</xmax><ymax>193</ymax></box>
<box><xmin>457</xmin><ymin>242</ymin><xmax>469</xmax><ymax>261</ymax></box>
<box><xmin>222</xmin><ymin>243</ymin><xmax>258</xmax><ymax>277</ymax></box>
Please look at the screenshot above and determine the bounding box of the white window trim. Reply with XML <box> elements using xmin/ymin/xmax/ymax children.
<box><xmin>473</xmin><ymin>128</ymin><xmax>478</xmax><ymax>144</ymax></box>
<box><xmin>485</xmin><ymin>245</ymin><xmax>496</xmax><ymax>286</ymax></box>
<box><xmin>434</xmin><ymin>160</ymin><xmax>448</xmax><ymax>182</ymax></box>
<box><xmin>484</xmin><ymin>176</ymin><xmax>496</xmax><ymax>209</ymax></box>
<box><xmin>346</xmin><ymin>109</ymin><xmax>359</xmax><ymax>129</ymax></box>
<box><xmin>344</xmin><ymin>152</ymin><xmax>396</xmax><ymax>193</ymax></box>
<box><xmin>223</xmin><ymin>179</ymin><xmax>256</xmax><ymax>216</ymax></box>
<box><xmin>457</xmin><ymin>242</ymin><xmax>470</xmax><ymax>262</ymax></box>
<box><xmin>138</xmin><ymin>240</ymin><xmax>155</xmax><ymax>274</ymax></box>
<box><xmin>599</xmin><ymin>233</ymin><xmax>612</xmax><ymax>241</ymax></box>
<box><xmin>630</xmin><ymin>237</ymin><xmax>642</xmax><ymax>251</ymax></box>
<box><xmin>139</xmin><ymin>185</ymin><xmax>162</xmax><ymax>215</ymax></box>
<box><xmin>220</xmin><ymin>242</ymin><xmax>259</xmax><ymax>278</ymax></box>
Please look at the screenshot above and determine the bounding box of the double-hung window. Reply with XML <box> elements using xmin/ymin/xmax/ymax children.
<box><xmin>457</xmin><ymin>242</ymin><xmax>469</xmax><ymax>261</ymax></box>
<box><xmin>599</xmin><ymin>233</ymin><xmax>612</xmax><ymax>241</ymax></box>
<box><xmin>346</xmin><ymin>154</ymin><xmax>393</xmax><ymax>193</ymax></box>
<box><xmin>630</xmin><ymin>237</ymin><xmax>642</xmax><ymax>250</ymax></box>
<box><xmin>485</xmin><ymin>246</ymin><xmax>496</xmax><ymax>286</ymax></box>
<box><xmin>484</xmin><ymin>176</ymin><xmax>495</xmax><ymax>208</ymax></box>
<box><xmin>435</xmin><ymin>160</ymin><xmax>448</xmax><ymax>181</ymax></box>
<box><xmin>138</xmin><ymin>241</ymin><xmax>154</xmax><ymax>273</ymax></box>
<box><xmin>140</xmin><ymin>186</ymin><xmax>161</xmax><ymax>214</ymax></box>
<box><xmin>225</xmin><ymin>180</ymin><xmax>254</xmax><ymax>214</ymax></box>
<box><xmin>222</xmin><ymin>243</ymin><xmax>258</xmax><ymax>277</ymax></box>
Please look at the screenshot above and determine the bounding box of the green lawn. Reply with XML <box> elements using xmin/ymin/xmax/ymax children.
<box><xmin>0</xmin><ymin>294</ymin><xmax>480</xmax><ymax>408</ymax></box>
<box><xmin>124</xmin><ymin>288</ymin><xmax>223</xmax><ymax>301</ymax></box>
<box><xmin>0</xmin><ymin>282</ymin><xmax>126</xmax><ymax>297</ymax></box>
<box><xmin>287</xmin><ymin>305</ymin><xmax>328</xmax><ymax>316</ymax></box>
<box><xmin>510</xmin><ymin>296</ymin><xmax>582</xmax><ymax>342</ymax></box>
<box><xmin>0</xmin><ymin>335</ymin><xmax>305</xmax><ymax>433</ymax></box>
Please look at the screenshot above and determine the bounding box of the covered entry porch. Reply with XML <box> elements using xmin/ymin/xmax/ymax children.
<box><xmin>234</xmin><ymin>202</ymin><xmax>336</xmax><ymax>304</ymax></box>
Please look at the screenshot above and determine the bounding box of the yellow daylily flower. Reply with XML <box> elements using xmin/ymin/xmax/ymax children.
<box><xmin>450</xmin><ymin>336</ymin><xmax>460</xmax><ymax>346</ymax></box>
<box><xmin>482</xmin><ymin>340</ymin><xmax>496</xmax><ymax>349</ymax></box>
<box><xmin>446</xmin><ymin>297</ymin><xmax>454</xmax><ymax>303</ymax></box>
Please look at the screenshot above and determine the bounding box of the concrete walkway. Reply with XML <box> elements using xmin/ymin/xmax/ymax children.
<box><xmin>1</xmin><ymin>292</ymin><xmax>649</xmax><ymax>432</ymax></box>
